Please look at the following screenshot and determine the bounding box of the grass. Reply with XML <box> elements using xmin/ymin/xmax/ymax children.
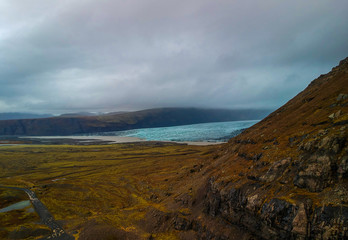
<box><xmin>0</xmin><ymin>142</ymin><xmax>217</xmax><ymax>239</ymax></box>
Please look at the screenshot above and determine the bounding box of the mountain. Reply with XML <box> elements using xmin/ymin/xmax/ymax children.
<box><xmin>0</xmin><ymin>108</ymin><xmax>270</xmax><ymax>136</ymax></box>
<box><xmin>0</xmin><ymin>112</ymin><xmax>53</xmax><ymax>120</ymax></box>
<box><xmin>166</xmin><ymin>58</ymin><xmax>348</xmax><ymax>239</ymax></box>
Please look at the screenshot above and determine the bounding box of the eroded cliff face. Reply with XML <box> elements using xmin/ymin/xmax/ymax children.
<box><xmin>147</xmin><ymin>58</ymin><xmax>348</xmax><ymax>239</ymax></box>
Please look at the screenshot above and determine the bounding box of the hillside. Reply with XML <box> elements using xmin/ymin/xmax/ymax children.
<box><xmin>157</xmin><ymin>57</ymin><xmax>348</xmax><ymax>239</ymax></box>
<box><xmin>0</xmin><ymin>108</ymin><xmax>270</xmax><ymax>136</ymax></box>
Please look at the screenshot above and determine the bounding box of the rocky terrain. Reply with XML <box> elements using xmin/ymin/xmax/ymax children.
<box><xmin>145</xmin><ymin>58</ymin><xmax>348</xmax><ymax>239</ymax></box>
<box><xmin>0</xmin><ymin>108</ymin><xmax>269</xmax><ymax>136</ymax></box>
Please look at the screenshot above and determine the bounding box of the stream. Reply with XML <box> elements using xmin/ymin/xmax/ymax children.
<box><xmin>0</xmin><ymin>185</ymin><xmax>74</xmax><ymax>240</ymax></box>
<box><xmin>0</xmin><ymin>200</ymin><xmax>31</xmax><ymax>213</ymax></box>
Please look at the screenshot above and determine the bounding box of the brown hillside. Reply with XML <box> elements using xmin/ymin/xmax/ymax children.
<box><xmin>216</xmin><ymin>57</ymin><xmax>348</xmax><ymax>188</ymax></box>
<box><xmin>159</xmin><ymin>58</ymin><xmax>348</xmax><ymax>239</ymax></box>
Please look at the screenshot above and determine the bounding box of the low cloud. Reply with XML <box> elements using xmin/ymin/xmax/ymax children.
<box><xmin>0</xmin><ymin>0</ymin><xmax>347</xmax><ymax>113</ymax></box>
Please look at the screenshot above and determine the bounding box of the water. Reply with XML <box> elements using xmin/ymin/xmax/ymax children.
<box><xmin>84</xmin><ymin>120</ymin><xmax>259</xmax><ymax>142</ymax></box>
<box><xmin>0</xmin><ymin>200</ymin><xmax>31</xmax><ymax>213</ymax></box>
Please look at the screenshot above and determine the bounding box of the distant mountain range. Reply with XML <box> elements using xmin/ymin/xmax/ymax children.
<box><xmin>0</xmin><ymin>111</ymin><xmax>131</xmax><ymax>120</ymax></box>
<box><xmin>0</xmin><ymin>108</ymin><xmax>271</xmax><ymax>136</ymax></box>
<box><xmin>0</xmin><ymin>112</ymin><xmax>53</xmax><ymax>120</ymax></box>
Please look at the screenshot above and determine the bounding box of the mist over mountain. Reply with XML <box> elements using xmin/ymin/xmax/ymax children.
<box><xmin>59</xmin><ymin>112</ymin><xmax>102</xmax><ymax>118</ymax></box>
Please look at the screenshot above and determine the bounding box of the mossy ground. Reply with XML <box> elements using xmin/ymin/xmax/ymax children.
<box><xmin>0</xmin><ymin>142</ymin><xmax>217</xmax><ymax>239</ymax></box>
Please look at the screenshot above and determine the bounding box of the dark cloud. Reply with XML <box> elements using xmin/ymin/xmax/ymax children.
<box><xmin>0</xmin><ymin>0</ymin><xmax>347</xmax><ymax>113</ymax></box>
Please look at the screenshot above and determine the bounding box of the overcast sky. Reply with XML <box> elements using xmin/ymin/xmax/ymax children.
<box><xmin>0</xmin><ymin>0</ymin><xmax>347</xmax><ymax>114</ymax></box>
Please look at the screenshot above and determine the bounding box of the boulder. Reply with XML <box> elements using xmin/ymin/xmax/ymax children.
<box><xmin>336</xmin><ymin>93</ymin><xmax>348</xmax><ymax>101</ymax></box>
<box><xmin>260</xmin><ymin>158</ymin><xmax>291</xmax><ymax>183</ymax></box>
<box><xmin>293</xmin><ymin>154</ymin><xmax>332</xmax><ymax>192</ymax></box>
<box><xmin>292</xmin><ymin>203</ymin><xmax>308</xmax><ymax>236</ymax></box>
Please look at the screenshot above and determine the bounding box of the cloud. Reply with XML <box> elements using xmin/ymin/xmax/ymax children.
<box><xmin>0</xmin><ymin>0</ymin><xmax>347</xmax><ymax>113</ymax></box>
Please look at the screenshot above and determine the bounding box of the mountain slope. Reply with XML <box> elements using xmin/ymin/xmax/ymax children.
<box><xmin>158</xmin><ymin>58</ymin><xmax>348</xmax><ymax>239</ymax></box>
<box><xmin>0</xmin><ymin>108</ymin><xmax>270</xmax><ymax>136</ymax></box>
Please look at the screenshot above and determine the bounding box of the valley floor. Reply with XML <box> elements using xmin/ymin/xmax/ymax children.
<box><xmin>21</xmin><ymin>135</ymin><xmax>224</xmax><ymax>146</ymax></box>
<box><xmin>0</xmin><ymin>142</ymin><xmax>219</xmax><ymax>239</ymax></box>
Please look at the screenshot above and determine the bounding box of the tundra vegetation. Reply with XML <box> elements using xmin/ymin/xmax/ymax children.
<box><xmin>0</xmin><ymin>142</ymin><xmax>217</xmax><ymax>239</ymax></box>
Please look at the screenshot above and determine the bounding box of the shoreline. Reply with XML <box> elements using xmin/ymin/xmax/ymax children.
<box><xmin>20</xmin><ymin>136</ymin><xmax>224</xmax><ymax>146</ymax></box>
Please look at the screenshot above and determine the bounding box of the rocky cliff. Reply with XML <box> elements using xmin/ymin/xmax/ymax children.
<box><xmin>155</xmin><ymin>58</ymin><xmax>348</xmax><ymax>239</ymax></box>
